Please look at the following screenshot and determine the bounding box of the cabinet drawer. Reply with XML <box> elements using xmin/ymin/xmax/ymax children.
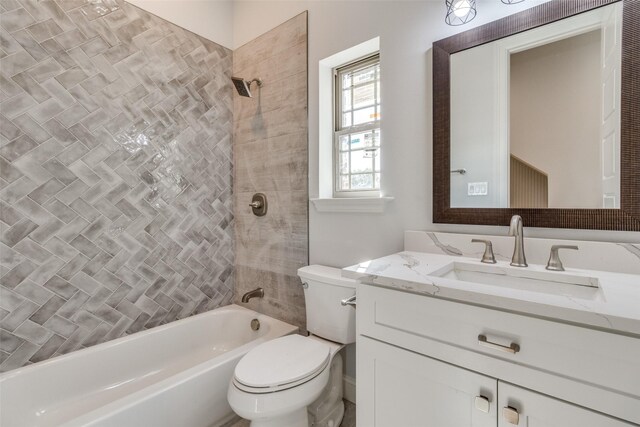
<box><xmin>358</xmin><ymin>284</ymin><xmax>640</xmax><ymax>399</ymax></box>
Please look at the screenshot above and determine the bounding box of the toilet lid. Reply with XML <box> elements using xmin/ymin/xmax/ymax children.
<box><xmin>234</xmin><ymin>335</ymin><xmax>331</xmax><ymax>390</ymax></box>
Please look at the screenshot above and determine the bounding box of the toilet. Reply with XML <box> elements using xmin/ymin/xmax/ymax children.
<box><xmin>227</xmin><ymin>265</ymin><xmax>357</xmax><ymax>427</ymax></box>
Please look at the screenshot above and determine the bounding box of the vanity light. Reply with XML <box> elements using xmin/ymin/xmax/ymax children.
<box><xmin>445</xmin><ymin>0</ymin><xmax>477</xmax><ymax>26</ymax></box>
<box><xmin>446</xmin><ymin>0</ymin><xmax>524</xmax><ymax>26</ymax></box>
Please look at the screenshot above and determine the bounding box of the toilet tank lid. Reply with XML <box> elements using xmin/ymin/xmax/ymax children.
<box><xmin>298</xmin><ymin>265</ymin><xmax>357</xmax><ymax>288</ymax></box>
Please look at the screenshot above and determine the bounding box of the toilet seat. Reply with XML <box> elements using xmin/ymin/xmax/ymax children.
<box><xmin>233</xmin><ymin>335</ymin><xmax>332</xmax><ymax>394</ymax></box>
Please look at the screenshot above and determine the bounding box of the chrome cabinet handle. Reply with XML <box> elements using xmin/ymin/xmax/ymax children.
<box><xmin>546</xmin><ymin>245</ymin><xmax>578</xmax><ymax>271</ymax></box>
<box><xmin>471</xmin><ymin>239</ymin><xmax>497</xmax><ymax>264</ymax></box>
<box><xmin>503</xmin><ymin>406</ymin><xmax>520</xmax><ymax>425</ymax></box>
<box><xmin>341</xmin><ymin>295</ymin><xmax>356</xmax><ymax>307</ymax></box>
<box><xmin>478</xmin><ymin>334</ymin><xmax>520</xmax><ymax>354</ymax></box>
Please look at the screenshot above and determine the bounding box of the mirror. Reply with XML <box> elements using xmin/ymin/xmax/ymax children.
<box><xmin>432</xmin><ymin>0</ymin><xmax>640</xmax><ymax>231</ymax></box>
<box><xmin>450</xmin><ymin>4</ymin><xmax>621</xmax><ymax>209</ymax></box>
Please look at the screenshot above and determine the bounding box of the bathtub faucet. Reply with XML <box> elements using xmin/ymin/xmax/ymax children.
<box><xmin>241</xmin><ymin>288</ymin><xmax>264</xmax><ymax>303</ymax></box>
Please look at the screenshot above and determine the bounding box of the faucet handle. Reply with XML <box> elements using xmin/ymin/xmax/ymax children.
<box><xmin>546</xmin><ymin>245</ymin><xmax>579</xmax><ymax>271</ymax></box>
<box><xmin>471</xmin><ymin>239</ymin><xmax>497</xmax><ymax>264</ymax></box>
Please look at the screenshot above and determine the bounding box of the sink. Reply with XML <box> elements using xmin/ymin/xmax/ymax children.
<box><xmin>429</xmin><ymin>261</ymin><xmax>601</xmax><ymax>298</ymax></box>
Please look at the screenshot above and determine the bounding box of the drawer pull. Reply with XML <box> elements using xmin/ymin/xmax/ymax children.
<box><xmin>474</xmin><ymin>395</ymin><xmax>490</xmax><ymax>413</ymax></box>
<box><xmin>478</xmin><ymin>334</ymin><xmax>520</xmax><ymax>354</ymax></box>
<box><xmin>503</xmin><ymin>406</ymin><xmax>520</xmax><ymax>424</ymax></box>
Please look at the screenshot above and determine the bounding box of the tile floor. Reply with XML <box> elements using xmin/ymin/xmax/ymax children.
<box><xmin>226</xmin><ymin>399</ymin><xmax>356</xmax><ymax>427</ymax></box>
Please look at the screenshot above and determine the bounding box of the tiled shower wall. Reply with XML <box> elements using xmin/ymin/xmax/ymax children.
<box><xmin>0</xmin><ymin>0</ymin><xmax>234</xmax><ymax>371</ymax></box>
<box><xmin>233</xmin><ymin>13</ymin><xmax>308</xmax><ymax>331</ymax></box>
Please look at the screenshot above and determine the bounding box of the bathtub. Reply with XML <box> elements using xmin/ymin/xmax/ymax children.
<box><xmin>0</xmin><ymin>305</ymin><xmax>297</xmax><ymax>427</ymax></box>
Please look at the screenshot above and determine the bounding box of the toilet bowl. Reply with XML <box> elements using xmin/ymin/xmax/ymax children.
<box><xmin>227</xmin><ymin>266</ymin><xmax>356</xmax><ymax>427</ymax></box>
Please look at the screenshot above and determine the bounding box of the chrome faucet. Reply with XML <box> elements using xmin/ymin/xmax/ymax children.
<box><xmin>508</xmin><ymin>215</ymin><xmax>527</xmax><ymax>267</ymax></box>
<box><xmin>241</xmin><ymin>288</ymin><xmax>264</xmax><ymax>303</ymax></box>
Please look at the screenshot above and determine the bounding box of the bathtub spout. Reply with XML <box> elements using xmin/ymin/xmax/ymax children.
<box><xmin>241</xmin><ymin>288</ymin><xmax>264</xmax><ymax>303</ymax></box>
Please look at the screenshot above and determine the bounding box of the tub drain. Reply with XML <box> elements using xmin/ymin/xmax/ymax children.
<box><xmin>251</xmin><ymin>318</ymin><xmax>260</xmax><ymax>331</ymax></box>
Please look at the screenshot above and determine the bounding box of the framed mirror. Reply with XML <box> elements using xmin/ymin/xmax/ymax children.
<box><xmin>433</xmin><ymin>0</ymin><xmax>639</xmax><ymax>231</ymax></box>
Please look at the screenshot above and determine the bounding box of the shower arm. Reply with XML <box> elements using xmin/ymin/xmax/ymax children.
<box><xmin>248</xmin><ymin>78</ymin><xmax>263</xmax><ymax>88</ymax></box>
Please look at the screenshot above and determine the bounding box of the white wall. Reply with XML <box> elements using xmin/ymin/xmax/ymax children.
<box><xmin>127</xmin><ymin>0</ymin><xmax>234</xmax><ymax>48</ymax></box>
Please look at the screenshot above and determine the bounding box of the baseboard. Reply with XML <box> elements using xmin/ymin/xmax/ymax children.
<box><xmin>343</xmin><ymin>375</ymin><xmax>356</xmax><ymax>404</ymax></box>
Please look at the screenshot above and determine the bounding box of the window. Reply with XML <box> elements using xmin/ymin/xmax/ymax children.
<box><xmin>334</xmin><ymin>54</ymin><xmax>381</xmax><ymax>195</ymax></box>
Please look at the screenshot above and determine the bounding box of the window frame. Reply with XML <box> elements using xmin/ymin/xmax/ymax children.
<box><xmin>333</xmin><ymin>53</ymin><xmax>381</xmax><ymax>197</ymax></box>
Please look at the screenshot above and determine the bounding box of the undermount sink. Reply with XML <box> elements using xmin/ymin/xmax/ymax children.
<box><xmin>429</xmin><ymin>261</ymin><xmax>601</xmax><ymax>298</ymax></box>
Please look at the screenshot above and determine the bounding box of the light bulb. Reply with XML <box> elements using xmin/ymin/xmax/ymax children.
<box><xmin>453</xmin><ymin>0</ymin><xmax>472</xmax><ymax>17</ymax></box>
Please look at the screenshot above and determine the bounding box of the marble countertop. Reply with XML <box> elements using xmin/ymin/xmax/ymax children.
<box><xmin>343</xmin><ymin>251</ymin><xmax>640</xmax><ymax>336</ymax></box>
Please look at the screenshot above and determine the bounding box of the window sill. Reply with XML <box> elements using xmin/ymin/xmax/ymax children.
<box><xmin>310</xmin><ymin>197</ymin><xmax>394</xmax><ymax>213</ymax></box>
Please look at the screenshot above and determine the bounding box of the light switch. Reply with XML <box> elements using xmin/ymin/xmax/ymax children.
<box><xmin>468</xmin><ymin>182</ymin><xmax>488</xmax><ymax>196</ymax></box>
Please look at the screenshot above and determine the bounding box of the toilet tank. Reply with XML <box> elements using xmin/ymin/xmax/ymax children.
<box><xmin>298</xmin><ymin>265</ymin><xmax>357</xmax><ymax>344</ymax></box>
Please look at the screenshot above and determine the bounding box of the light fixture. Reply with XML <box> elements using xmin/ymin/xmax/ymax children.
<box><xmin>502</xmin><ymin>0</ymin><xmax>525</xmax><ymax>3</ymax></box>
<box><xmin>445</xmin><ymin>0</ymin><xmax>477</xmax><ymax>26</ymax></box>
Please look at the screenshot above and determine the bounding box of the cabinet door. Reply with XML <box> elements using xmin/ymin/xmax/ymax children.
<box><xmin>357</xmin><ymin>336</ymin><xmax>497</xmax><ymax>427</ymax></box>
<box><xmin>498</xmin><ymin>382</ymin><xmax>636</xmax><ymax>427</ymax></box>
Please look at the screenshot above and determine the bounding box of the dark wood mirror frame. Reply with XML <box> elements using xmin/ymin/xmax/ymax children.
<box><xmin>433</xmin><ymin>0</ymin><xmax>639</xmax><ymax>231</ymax></box>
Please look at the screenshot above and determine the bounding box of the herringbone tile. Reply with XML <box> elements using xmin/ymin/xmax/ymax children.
<box><xmin>0</xmin><ymin>0</ymin><xmax>234</xmax><ymax>372</ymax></box>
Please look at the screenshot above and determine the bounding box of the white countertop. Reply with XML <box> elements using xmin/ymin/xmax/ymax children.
<box><xmin>343</xmin><ymin>251</ymin><xmax>640</xmax><ymax>336</ymax></box>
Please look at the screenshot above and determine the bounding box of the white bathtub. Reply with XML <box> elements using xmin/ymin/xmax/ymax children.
<box><xmin>0</xmin><ymin>304</ymin><xmax>297</xmax><ymax>427</ymax></box>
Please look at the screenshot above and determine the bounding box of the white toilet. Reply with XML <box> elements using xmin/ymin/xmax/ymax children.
<box><xmin>227</xmin><ymin>265</ymin><xmax>357</xmax><ymax>427</ymax></box>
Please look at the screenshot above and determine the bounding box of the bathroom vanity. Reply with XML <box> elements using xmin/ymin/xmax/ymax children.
<box><xmin>345</xmin><ymin>232</ymin><xmax>640</xmax><ymax>427</ymax></box>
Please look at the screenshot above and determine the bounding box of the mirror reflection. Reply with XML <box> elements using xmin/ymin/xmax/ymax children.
<box><xmin>449</xmin><ymin>3</ymin><xmax>622</xmax><ymax>209</ymax></box>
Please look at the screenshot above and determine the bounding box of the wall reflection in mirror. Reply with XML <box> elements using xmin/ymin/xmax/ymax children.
<box><xmin>450</xmin><ymin>3</ymin><xmax>622</xmax><ymax>209</ymax></box>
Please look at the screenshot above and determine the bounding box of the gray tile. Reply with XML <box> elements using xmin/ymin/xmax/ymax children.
<box><xmin>55</xmin><ymin>254</ymin><xmax>88</xmax><ymax>284</ymax></box>
<box><xmin>29</xmin><ymin>98</ymin><xmax>66</xmax><ymax>124</ymax></box>
<box><xmin>10</xmin><ymin>29</ymin><xmax>47</xmax><ymax>63</ymax></box>
<box><xmin>0</xmin><ymin>133</ymin><xmax>37</xmax><ymax>161</ymax></box>
<box><xmin>41</xmin><ymin>158</ymin><xmax>77</xmax><ymax>185</ymax></box>
<box><xmin>11</xmin><ymin>72</ymin><xmax>51</xmax><ymax>103</ymax></box>
<box><xmin>27</xmin><ymin>57</ymin><xmax>66</xmax><ymax>83</ymax></box>
<box><xmin>55</xmin><ymin>141</ymin><xmax>89</xmax><ymax>166</ymax></box>
<box><xmin>0</xmin><ymin>219</ymin><xmax>38</xmax><ymax>248</ymax></box>
<box><xmin>13</xmin><ymin>237</ymin><xmax>54</xmax><ymax>263</ymax></box>
<box><xmin>0</xmin><ymin>92</ymin><xmax>37</xmax><ymax>119</ymax></box>
<box><xmin>0</xmin><ymin>298</ymin><xmax>39</xmax><ymax>330</ymax></box>
<box><xmin>0</xmin><ymin>113</ymin><xmax>21</xmax><ymax>140</ymax></box>
<box><xmin>54</xmin><ymin>28</ymin><xmax>87</xmax><ymax>50</ymax></box>
<box><xmin>56</xmin><ymin>103</ymin><xmax>89</xmax><ymax>127</ymax></box>
<box><xmin>79</xmin><ymin>36</ymin><xmax>109</xmax><ymax>57</ymax></box>
<box><xmin>43</xmin><ymin>275</ymin><xmax>78</xmax><ymax>299</ymax></box>
<box><xmin>42</xmin><ymin>315</ymin><xmax>78</xmax><ymax>338</ymax></box>
<box><xmin>0</xmin><ymin>8</ymin><xmax>36</xmax><ymax>33</ymax></box>
<box><xmin>12</xmin><ymin>114</ymin><xmax>52</xmax><ymax>143</ymax></box>
<box><xmin>40</xmin><ymin>38</ymin><xmax>65</xmax><ymax>55</ymax></box>
<box><xmin>0</xmin><ymin>156</ymin><xmax>23</xmax><ymax>184</ymax></box>
<box><xmin>0</xmin><ymin>49</ymin><xmax>36</xmax><ymax>77</ymax></box>
<box><xmin>28</xmin><ymin>294</ymin><xmax>66</xmax><ymax>325</ymax></box>
<box><xmin>42</xmin><ymin>198</ymin><xmax>78</xmax><ymax>223</ymax></box>
<box><xmin>28</xmin><ymin>178</ymin><xmax>65</xmax><ymax>204</ymax></box>
<box><xmin>42</xmin><ymin>118</ymin><xmax>77</xmax><ymax>145</ymax></box>
<box><xmin>42</xmin><ymin>236</ymin><xmax>78</xmax><ymax>261</ymax></box>
<box><xmin>54</xmin><ymin>67</ymin><xmax>88</xmax><ymax>89</ymax></box>
<box><xmin>14</xmin><ymin>279</ymin><xmax>54</xmax><ymax>305</ymax></box>
<box><xmin>29</xmin><ymin>218</ymin><xmax>64</xmax><ymax>244</ymax></box>
<box><xmin>27</xmin><ymin>19</ymin><xmax>64</xmax><ymax>43</ymax></box>
<box><xmin>29</xmin><ymin>332</ymin><xmax>65</xmax><ymax>362</ymax></box>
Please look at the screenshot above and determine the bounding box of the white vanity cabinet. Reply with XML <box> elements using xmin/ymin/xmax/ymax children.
<box><xmin>356</xmin><ymin>284</ymin><xmax>640</xmax><ymax>426</ymax></box>
<box><xmin>358</xmin><ymin>336</ymin><xmax>497</xmax><ymax>427</ymax></box>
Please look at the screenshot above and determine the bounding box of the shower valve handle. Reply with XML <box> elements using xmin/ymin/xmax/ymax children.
<box><xmin>249</xmin><ymin>201</ymin><xmax>262</xmax><ymax>209</ymax></box>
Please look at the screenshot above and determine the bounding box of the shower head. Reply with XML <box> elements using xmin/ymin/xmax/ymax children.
<box><xmin>231</xmin><ymin>77</ymin><xmax>263</xmax><ymax>98</ymax></box>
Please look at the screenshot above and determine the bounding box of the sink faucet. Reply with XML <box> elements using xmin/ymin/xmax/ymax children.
<box><xmin>241</xmin><ymin>288</ymin><xmax>264</xmax><ymax>303</ymax></box>
<box><xmin>508</xmin><ymin>215</ymin><xmax>528</xmax><ymax>267</ymax></box>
